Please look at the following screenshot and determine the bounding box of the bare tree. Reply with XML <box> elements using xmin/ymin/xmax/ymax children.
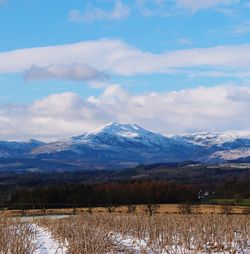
<box><xmin>21</xmin><ymin>208</ymin><xmax>26</xmax><ymax>216</ymax></box>
<box><xmin>87</xmin><ymin>206</ymin><xmax>93</xmax><ymax>214</ymax></box>
<box><xmin>127</xmin><ymin>205</ymin><xmax>136</xmax><ymax>214</ymax></box>
<box><xmin>42</xmin><ymin>206</ymin><xmax>46</xmax><ymax>215</ymax></box>
<box><xmin>107</xmin><ymin>204</ymin><xmax>117</xmax><ymax>213</ymax></box>
<box><xmin>144</xmin><ymin>204</ymin><xmax>159</xmax><ymax>216</ymax></box>
<box><xmin>220</xmin><ymin>205</ymin><xmax>233</xmax><ymax>215</ymax></box>
<box><xmin>178</xmin><ymin>204</ymin><xmax>193</xmax><ymax>214</ymax></box>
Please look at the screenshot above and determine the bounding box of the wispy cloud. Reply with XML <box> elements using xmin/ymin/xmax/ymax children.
<box><xmin>135</xmin><ymin>0</ymin><xmax>171</xmax><ymax>16</ymax></box>
<box><xmin>209</xmin><ymin>20</ymin><xmax>250</xmax><ymax>39</ymax></box>
<box><xmin>69</xmin><ymin>0</ymin><xmax>130</xmax><ymax>22</ymax></box>
<box><xmin>134</xmin><ymin>0</ymin><xmax>238</xmax><ymax>16</ymax></box>
<box><xmin>229</xmin><ymin>21</ymin><xmax>250</xmax><ymax>36</ymax></box>
<box><xmin>176</xmin><ymin>38</ymin><xmax>194</xmax><ymax>45</ymax></box>
<box><xmin>176</xmin><ymin>0</ymin><xmax>238</xmax><ymax>12</ymax></box>
<box><xmin>1</xmin><ymin>39</ymin><xmax>250</xmax><ymax>79</ymax></box>
<box><xmin>1</xmin><ymin>85</ymin><xmax>250</xmax><ymax>141</ymax></box>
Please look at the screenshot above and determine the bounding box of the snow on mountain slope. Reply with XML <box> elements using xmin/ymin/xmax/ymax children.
<box><xmin>210</xmin><ymin>147</ymin><xmax>250</xmax><ymax>161</ymax></box>
<box><xmin>175</xmin><ymin>131</ymin><xmax>250</xmax><ymax>147</ymax></box>
<box><xmin>71</xmin><ymin>122</ymin><xmax>175</xmax><ymax>147</ymax></box>
<box><xmin>0</xmin><ymin>139</ymin><xmax>45</xmax><ymax>157</ymax></box>
<box><xmin>30</xmin><ymin>122</ymin><xmax>197</xmax><ymax>165</ymax></box>
<box><xmin>32</xmin><ymin>122</ymin><xmax>185</xmax><ymax>154</ymax></box>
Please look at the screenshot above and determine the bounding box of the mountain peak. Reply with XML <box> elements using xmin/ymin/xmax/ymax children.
<box><xmin>93</xmin><ymin>122</ymin><xmax>145</xmax><ymax>138</ymax></box>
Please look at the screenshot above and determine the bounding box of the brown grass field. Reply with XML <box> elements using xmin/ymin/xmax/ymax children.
<box><xmin>1</xmin><ymin>204</ymin><xmax>249</xmax><ymax>217</ymax></box>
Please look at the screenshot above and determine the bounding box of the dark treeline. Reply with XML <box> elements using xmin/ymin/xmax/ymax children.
<box><xmin>7</xmin><ymin>181</ymin><xmax>198</xmax><ymax>208</ymax></box>
<box><xmin>1</xmin><ymin>178</ymin><xmax>249</xmax><ymax>209</ymax></box>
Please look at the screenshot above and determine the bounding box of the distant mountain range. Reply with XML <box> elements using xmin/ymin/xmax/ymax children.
<box><xmin>1</xmin><ymin>122</ymin><xmax>250</xmax><ymax>169</ymax></box>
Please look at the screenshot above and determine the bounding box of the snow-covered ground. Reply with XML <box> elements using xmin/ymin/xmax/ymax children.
<box><xmin>111</xmin><ymin>232</ymin><xmax>250</xmax><ymax>254</ymax></box>
<box><xmin>28</xmin><ymin>225</ymin><xmax>250</xmax><ymax>254</ymax></box>
<box><xmin>32</xmin><ymin>224</ymin><xmax>68</xmax><ymax>254</ymax></box>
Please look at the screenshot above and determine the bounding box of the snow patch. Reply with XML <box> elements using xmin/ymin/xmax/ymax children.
<box><xmin>211</xmin><ymin>147</ymin><xmax>250</xmax><ymax>160</ymax></box>
<box><xmin>117</xmin><ymin>131</ymin><xmax>139</xmax><ymax>138</ymax></box>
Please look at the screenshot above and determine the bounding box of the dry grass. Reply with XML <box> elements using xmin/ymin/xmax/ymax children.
<box><xmin>38</xmin><ymin>213</ymin><xmax>250</xmax><ymax>254</ymax></box>
<box><xmin>1</xmin><ymin>204</ymin><xmax>248</xmax><ymax>217</ymax></box>
<box><xmin>0</xmin><ymin>217</ymin><xmax>37</xmax><ymax>254</ymax></box>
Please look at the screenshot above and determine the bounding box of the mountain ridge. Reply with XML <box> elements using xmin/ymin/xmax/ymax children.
<box><xmin>1</xmin><ymin>122</ymin><xmax>250</xmax><ymax>168</ymax></box>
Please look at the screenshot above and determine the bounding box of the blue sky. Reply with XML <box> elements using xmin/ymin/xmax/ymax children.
<box><xmin>1</xmin><ymin>0</ymin><xmax>250</xmax><ymax>140</ymax></box>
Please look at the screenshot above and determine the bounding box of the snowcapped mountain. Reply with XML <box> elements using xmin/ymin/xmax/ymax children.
<box><xmin>67</xmin><ymin>122</ymin><xmax>184</xmax><ymax>149</ymax></box>
<box><xmin>0</xmin><ymin>123</ymin><xmax>250</xmax><ymax>168</ymax></box>
<box><xmin>31</xmin><ymin>122</ymin><xmax>195</xmax><ymax>166</ymax></box>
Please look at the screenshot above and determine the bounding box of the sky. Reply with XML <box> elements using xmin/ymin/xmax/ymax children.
<box><xmin>1</xmin><ymin>0</ymin><xmax>250</xmax><ymax>141</ymax></box>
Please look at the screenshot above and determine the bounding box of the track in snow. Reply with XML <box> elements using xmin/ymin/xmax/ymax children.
<box><xmin>32</xmin><ymin>224</ymin><xmax>67</xmax><ymax>254</ymax></box>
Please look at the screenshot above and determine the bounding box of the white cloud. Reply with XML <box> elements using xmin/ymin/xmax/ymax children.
<box><xmin>176</xmin><ymin>0</ymin><xmax>237</xmax><ymax>12</ymax></box>
<box><xmin>1</xmin><ymin>39</ymin><xmax>250</xmax><ymax>79</ymax></box>
<box><xmin>1</xmin><ymin>85</ymin><xmax>250</xmax><ymax>141</ymax></box>
<box><xmin>69</xmin><ymin>0</ymin><xmax>130</xmax><ymax>22</ymax></box>
<box><xmin>23</xmin><ymin>63</ymin><xmax>108</xmax><ymax>82</ymax></box>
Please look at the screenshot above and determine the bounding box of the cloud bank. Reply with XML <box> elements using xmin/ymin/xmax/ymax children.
<box><xmin>1</xmin><ymin>39</ymin><xmax>250</xmax><ymax>79</ymax></box>
<box><xmin>1</xmin><ymin>85</ymin><xmax>250</xmax><ymax>141</ymax></box>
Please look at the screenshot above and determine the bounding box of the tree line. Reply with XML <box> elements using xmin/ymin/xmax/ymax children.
<box><xmin>7</xmin><ymin>181</ymin><xmax>198</xmax><ymax>208</ymax></box>
<box><xmin>1</xmin><ymin>176</ymin><xmax>249</xmax><ymax>209</ymax></box>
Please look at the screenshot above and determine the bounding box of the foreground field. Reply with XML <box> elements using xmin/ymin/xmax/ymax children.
<box><xmin>39</xmin><ymin>214</ymin><xmax>250</xmax><ymax>253</ymax></box>
<box><xmin>1</xmin><ymin>214</ymin><xmax>249</xmax><ymax>253</ymax></box>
